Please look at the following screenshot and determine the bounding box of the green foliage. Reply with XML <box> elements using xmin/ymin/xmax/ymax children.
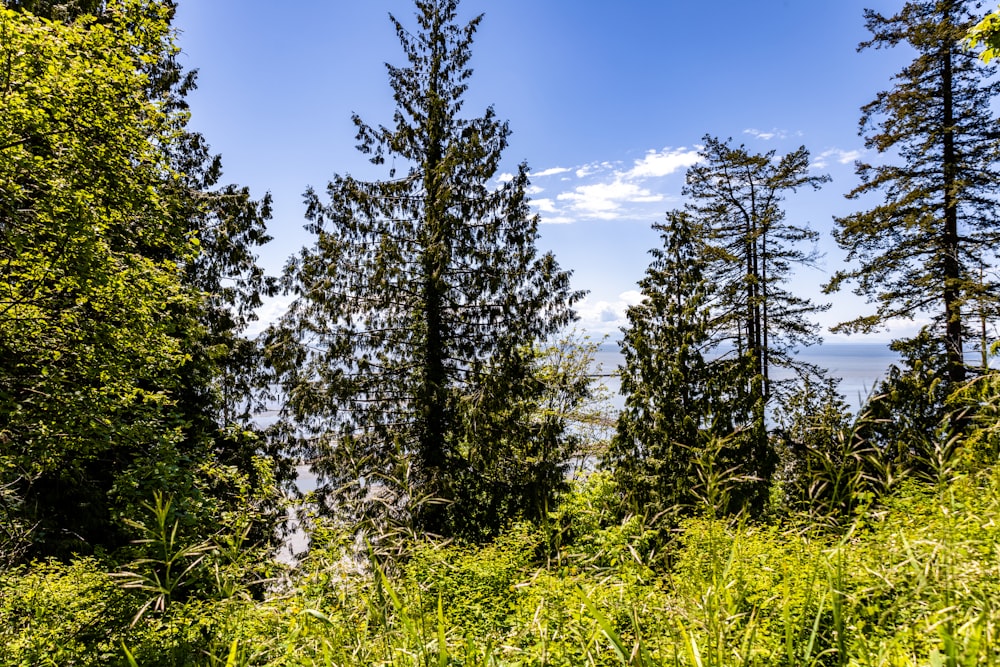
<box><xmin>0</xmin><ymin>558</ymin><xmax>136</xmax><ymax>665</ymax></box>
<box><xmin>612</xmin><ymin>140</ymin><xmax>828</xmax><ymax>522</ymax></box>
<box><xmin>950</xmin><ymin>363</ymin><xmax>1000</xmax><ymax>465</ymax></box>
<box><xmin>826</xmin><ymin>0</ymin><xmax>1000</xmax><ymax>387</ymax></box>
<box><xmin>269</xmin><ymin>0</ymin><xmax>581</xmax><ymax>541</ymax></box>
<box><xmin>772</xmin><ymin>376</ymin><xmax>886</xmax><ymax>521</ymax></box>
<box><xmin>0</xmin><ymin>1</ymin><xmax>287</xmax><ymax>561</ymax></box>
<box><xmin>7</xmin><ymin>465</ymin><xmax>1000</xmax><ymax>665</ymax></box>
<box><xmin>966</xmin><ymin>4</ymin><xmax>1000</xmax><ymax>63</ymax></box>
<box><xmin>402</xmin><ymin>524</ymin><xmax>539</xmax><ymax>638</ymax></box>
<box><xmin>117</xmin><ymin>492</ymin><xmax>216</xmax><ymax>622</ymax></box>
<box><xmin>857</xmin><ymin>330</ymin><xmax>955</xmax><ymax>481</ymax></box>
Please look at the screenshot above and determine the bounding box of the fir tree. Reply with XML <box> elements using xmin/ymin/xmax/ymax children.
<box><xmin>685</xmin><ymin>137</ymin><xmax>830</xmax><ymax>407</ymax></box>
<box><xmin>270</xmin><ymin>0</ymin><xmax>580</xmax><ymax>540</ymax></box>
<box><xmin>611</xmin><ymin>141</ymin><xmax>829</xmax><ymax>519</ymax></box>
<box><xmin>826</xmin><ymin>0</ymin><xmax>1000</xmax><ymax>387</ymax></box>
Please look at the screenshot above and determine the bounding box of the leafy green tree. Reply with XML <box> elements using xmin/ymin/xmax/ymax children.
<box><xmin>966</xmin><ymin>4</ymin><xmax>1000</xmax><ymax>63</ymax></box>
<box><xmin>269</xmin><ymin>0</ymin><xmax>580</xmax><ymax>540</ymax></box>
<box><xmin>1</xmin><ymin>0</ymin><xmax>105</xmax><ymax>21</ymax></box>
<box><xmin>0</xmin><ymin>1</ymin><xmax>193</xmax><ymax>556</ymax></box>
<box><xmin>0</xmin><ymin>2</ymin><xmax>284</xmax><ymax>559</ymax></box>
<box><xmin>826</xmin><ymin>0</ymin><xmax>1000</xmax><ymax>388</ymax></box>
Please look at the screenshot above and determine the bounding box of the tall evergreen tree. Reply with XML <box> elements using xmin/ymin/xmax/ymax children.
<box><xmin>685</xmin><ymin>137</ymin><xmax>830</xmax><ymax>407</ymax></box>
<box><xmin>685</xmin><ymin>138</ymin><xmax>828</xmax><ymax>513</ymax></box>
<box><xmin>269</xmin><ymin>0</ymin><xmax>580</xmax><ymax>540</ymax></box>
<box><xmin>825</xmin><ymin>0</ymin><xmax>1000</xmax><ymax>387</ymax></box>
<box><xmin>611</xmin><ymin>142</ymin><xmax>829</xmax><ymax>519</ymax></box>
<box><xmin>608</xmin><ymin>212</ymin><xmax>718</xmax><ymax>519</ymax></box>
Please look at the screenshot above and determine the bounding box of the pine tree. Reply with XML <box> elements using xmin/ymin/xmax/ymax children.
<box><xmin>826</xmin><ymin>0</ymin><xmax>1000</xmax><ymax>387</ymax></box>
<box><xmin>270</xmin><ymin>0</ymin><xmax>580</xmax><ymax>540</ymax></box>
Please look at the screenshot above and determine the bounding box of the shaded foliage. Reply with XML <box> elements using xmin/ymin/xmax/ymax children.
<box><xmin>0</xmin><ymin>1</ymin><xmax>285</xmax><ymax>560</ymax></box>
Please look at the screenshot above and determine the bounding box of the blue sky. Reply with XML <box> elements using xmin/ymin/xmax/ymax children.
<box><xmin>173</xmin><ymin>0</ymin><xmax>925</xmax><ymax>342</ymax></box>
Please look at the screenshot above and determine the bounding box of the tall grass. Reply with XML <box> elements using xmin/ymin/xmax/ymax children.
<box><xmin>4</xmin><ymin>465</ymin><xmax>1000</xmax><ymax>665</ymax></box>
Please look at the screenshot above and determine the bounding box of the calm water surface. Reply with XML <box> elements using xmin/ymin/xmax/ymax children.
<box><xmin>594</xmin><ymin>341</ymin><xmax>900</xmax><ymax>412</ymax></box>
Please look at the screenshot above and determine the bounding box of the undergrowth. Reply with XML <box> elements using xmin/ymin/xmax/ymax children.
<box><xmin>3</xmin><ymin>466</ymin><xmax>1000</xmax><ymax>665</ymax></box>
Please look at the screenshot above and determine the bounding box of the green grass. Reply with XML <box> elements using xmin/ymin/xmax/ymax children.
<box><xmin>3</xmin><ymin>466</ymin><xmax>1000</xmax><ymax>666</ymax></box>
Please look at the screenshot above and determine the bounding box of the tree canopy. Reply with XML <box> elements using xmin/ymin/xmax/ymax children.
<box><xmin>0</xmin><ymin>0</ymin><xmax>282</xmax><ymax>559</ymax></box>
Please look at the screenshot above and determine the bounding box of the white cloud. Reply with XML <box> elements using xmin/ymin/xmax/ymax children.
<box><xmin>245</xmin><ymin>294</ymin><xmax>293</xmax><ymax>337</ymax></box>
<box><xmin>557</xmin><ymin>179</ymin><xmax>663</xmax><ymax>219</ymax></box>
<box><xmin>626</xmin><ymin>147</ymin><xmax>701</xmax><ymax>179</ymax></box>
<box><xmin>575</xmin><ymin>291</ymin><xmax>646</xmax><ymax>334</ymax></box>
<box><xmin>539</xmin><ymin>215</ymin><xmax>575</xmax><ymax>224</ymax></box>
<box><xmin>526</xmin><ymin>185</ymin><xmax>545</xmax><ymax>195</ymax></box>
<box><xmin>531</xmin><ymin>166</ymin><xmax>571</xmax><ymax>178</ymax></box>
<box><xmin>534</xmin><ymin>198</ymin><xmax>557</xmax><ymax>213</ymax></box>
<box><xmin>619</xmin><ymin>289</ymin><xmax>643</xmax><ymax>306</ymax></box>
<box><xmin>744</xmin><ymin>127</ymin><xmax>787</xmax><ymax>141</ymax></box>
<box><xmin>497</xmin><ymin>172</ymin><xmax>514</xmax><ymax>183</ymax></box>
<box><xmin>527</xmin><ymin>148</ymin><xmax>699</xmax><ymax>223</ymax></box>
<box><xmin>812</xmin><ymin>148</ymin><xmax>862</xmax><ymax>170</ymax></box>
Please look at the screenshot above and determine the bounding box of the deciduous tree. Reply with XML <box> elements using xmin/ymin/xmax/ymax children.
<box><xmin>0</xmin><ymin>1</ymin><xmax>283</xmax><ymax>559</ymax></box>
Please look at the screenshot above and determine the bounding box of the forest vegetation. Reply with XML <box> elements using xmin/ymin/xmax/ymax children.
<box><xmin>3</xmin><ymin>0</ymin><xmax>1000</xmax><ymax>664</ymax></box>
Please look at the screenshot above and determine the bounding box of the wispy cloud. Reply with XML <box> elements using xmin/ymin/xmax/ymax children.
<box><xmin>530</xmin><ymin>147</ymin><xmax>699</xmax><ymax>224</ymax></box>
<box><xmin>530</xmin><ymin>166</ymin><xmax>572</xmax><ymax>178</ymax></box>
<box><xmin>812</xmin><ymin>148</ymin><xmax>862</xmax><ymax>170</ymax></box>
<box><xmin>626</xmin><ymin>147</ymin><xmax>701</xmax><ymax>179</ymax></box>
<box><xmin>744</xmin><ymin>127</ymin><xmax>790</xmax><ymax>141</ymax></box>
<box><xmin>557</xmin><ymin>179</ymin><xmax>664</xmax><ymax>219</ymax></box>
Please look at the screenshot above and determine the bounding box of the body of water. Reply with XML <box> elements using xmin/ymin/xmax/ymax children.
<box><xmin>592</xmin><ymin>341</ymin><xmax>901</xmax><ymax>413</ymax></box>
<box><xmin>281</xmin><ymin>341</ymin><xmax>902</xmax><ymax>558</ymax></box>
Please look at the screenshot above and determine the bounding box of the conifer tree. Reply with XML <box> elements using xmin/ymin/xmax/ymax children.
<box><xmin>611</xmin><ymin>141</ymin><xmax>828</xmax><ymax>519</ymax></box>
<box><xmin>270</xmin><ymin>0</ymin><xmax>580</xmax><ymax>539</ymax></box>
<box><xmin>685</xmin><ymin>137</ymin><xmax>830</xmax><ymax>406</ymax></box>
<box><xmin>609</xmin><ymin>212</ymin><xmax>717</xmax><ymax>519</ymax></box>
<box><xmin>687</xmin><ymin>138</ymin><xmax>828</xmax><ymax>512</ymax></box>
<box><xmin>826</xmin><ymin>0</ymin><xmax>1000</xmax><ymax>387</ymax></box>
